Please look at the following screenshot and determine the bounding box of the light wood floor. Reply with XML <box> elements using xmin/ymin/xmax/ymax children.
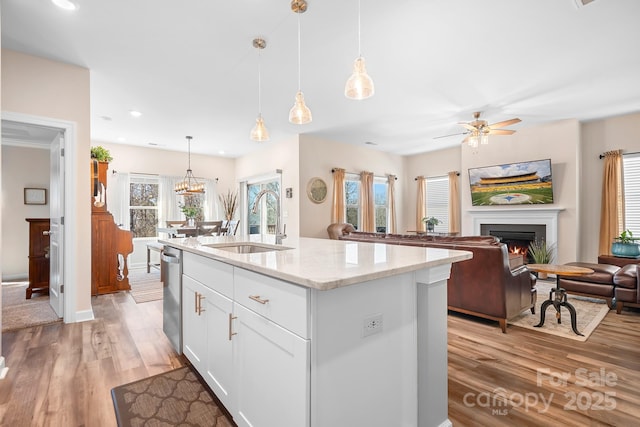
<box><xmin>0</xmin><ymin>289</ymin><xmax>638</xmax><ymax>426</ymax></box>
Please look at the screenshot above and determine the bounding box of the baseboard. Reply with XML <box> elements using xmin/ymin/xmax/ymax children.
<box><xmin>1</xmin><ymin>273</ymin><xmax>28</xmax><ymax>282</ymax></box>
<box><xmin>0</xmin><ymin>357</ymin><xmax>8</xmax><ymax>380</ymax></box>
<box><xmin>74</xmin><ymin>309</ymin><xmax>95</xmax><ymax>323</ymax></box>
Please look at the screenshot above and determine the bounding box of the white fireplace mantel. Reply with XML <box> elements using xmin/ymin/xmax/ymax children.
<box><xmin>469</xmin><ymin>207</ymin><xmax>564</xmax><ymax>249</ymax></box>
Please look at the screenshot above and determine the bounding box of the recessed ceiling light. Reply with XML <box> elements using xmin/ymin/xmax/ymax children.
<box><xmin>148</xmin><ymin>142</ymin><xmax>158</xmax><ymax>146</ymax></box>
<box><xmin>51</xmin><ymin>0</ymin><xmax>77</xmax><ymax>11</ymax></box>
<box><xmin>218</xmin><ymin>150</ymin><xmax>226</xmax><ymax>155</ymax></box>
<box><xmin>129</xmin><ymin>110</ymin><xmax>142</xmax><ymax>118</ymax></box>
<box><xmin>117</xmin><ymin>137</ymin><xmax>126</xmax><ymax>142</ymax></box>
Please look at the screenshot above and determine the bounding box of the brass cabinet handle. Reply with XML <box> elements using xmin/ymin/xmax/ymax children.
<box><xmin>195</xmin><ymin>291</ymin><xmax>199</xmax><ymax>313</ymax></box>
<box><xmin>197</xmin><ymin>293</ymin><xmax>206</xmax><ymax>315</ymax></box>
<box><xmin>228</xmin><ymin>313</ymin><xmax>237</xmax><ymax>340</ymax></box>
<box><xmin>249</xmin><ymin>295</ymin><xmax>269</xmax><ymax>305</ymax></box>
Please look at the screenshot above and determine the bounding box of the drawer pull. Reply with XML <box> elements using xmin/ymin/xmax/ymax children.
<box><xmin>197</xmin><ymin>293</ymin><xmax>206</xmax><ymax>315</ymax></box>
<box><xmin>228</xmin><ymin>313</ymin><xmax>237</xmax><ymax>340</ymax></box>
<box><xmin>249</xmin><ymin>295</ymin><xmax>269</xmax><ymax>305</ymax></box>
<box><xmin>194</xmin><ymin>291</ymin><xmax>199</xmax><ymax>313</ymax></box>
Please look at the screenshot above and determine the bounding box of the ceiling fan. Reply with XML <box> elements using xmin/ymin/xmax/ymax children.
<box><xmin>434</xmin><ymin>112</ymin><xmax>521</xmax><ymax>147</ymax></box>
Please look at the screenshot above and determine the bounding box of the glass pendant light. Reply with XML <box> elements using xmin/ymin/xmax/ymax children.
<box><xmin>345</xmin><ymin>0</ymin><xmax>374</xmax><ymax>100</ymax></box>
<box><xmin>250</xmin><ymin>38</ymin><xmax>270</xmax><ymax>141</ymax></box>
<box><xmin>289</xmin><ymin>0</ymin><xmax>312</xmax><ymax>124</ymax></box>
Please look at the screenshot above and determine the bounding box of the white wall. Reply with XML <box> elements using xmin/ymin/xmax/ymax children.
<box><xmin>2</xmin><ymin>48</ymin><xmax>92</xmax><ymax>318</ymax></box>
<box><xmin>580</xmin><ymin>112</ymin><xmax>640</xmax><ymax>262</ymax></box>
<box><xmin>299</xmin><ymin>135</ymin><xmax>407</xmax><ymax>238</ymax></box>
<box><xmin>1</xmin><ymin>145</ymin><xmax>50</xmax><ymax>278</ymax></box>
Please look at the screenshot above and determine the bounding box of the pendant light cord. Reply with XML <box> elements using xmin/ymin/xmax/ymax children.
<box><xmin>258</xmin><ymin>46</ymin><xmax>262</xmax><ymax>116</ymax></box>
<box><xmin>357</xmin><ymin>0</ymin><xmax>362</xmax><ymax>57</ymax></box>
<box><xmin>297</xmin><ymin>10</ymin><xmax>301</xmax><ymax>91</ymax></box>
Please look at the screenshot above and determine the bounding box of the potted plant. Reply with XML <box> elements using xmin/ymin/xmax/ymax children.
<box><xmin>219</xmin><ymin>189</ymin><xmax>238</xmax><ymax>221</ymax></box>
<box><xmin>179</xmin><ymin>202</ymin><xmax>201</xmax><ymax>227</ymax></box>
<box><xmin>528</xmin><ymin>238</ymin><xmax>556</xmax><ymax>279</ymax></box>
<box><xmin>90</xmin><ymin>145</ymin><xmax>113</xmax><ymax>162</ymax></box>
<box><xmin>612</xmin><ymin>229</ymin><xmax>640</xmax><ymax>258</ymax></box>
<box><xmin>422</xmin><ymin>216</ymin><xmax>440</xmax><ymax>232</ymax></box>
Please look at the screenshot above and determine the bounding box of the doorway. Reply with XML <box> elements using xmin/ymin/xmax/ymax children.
<box><xmin>1</xmin><ymin>112</ymin><xmax>79</xmax><ymax>324</ymax></box>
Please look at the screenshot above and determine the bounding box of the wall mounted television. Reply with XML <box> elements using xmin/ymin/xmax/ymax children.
<box><xmin>468</xmin><ymin>159</ymin><xmax>554</xmax><ymax>206</ymax></box>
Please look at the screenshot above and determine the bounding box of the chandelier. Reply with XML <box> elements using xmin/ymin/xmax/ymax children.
<box><xmin>174</xmin><ymin>136</ymin><xmax>205</xmax><ymax>195</ymax></box>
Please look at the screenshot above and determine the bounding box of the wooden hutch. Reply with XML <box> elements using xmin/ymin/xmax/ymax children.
<box><xmin>91</xmin><ymin>159</ymin><xmax>134</xmax><ymax>295</ymax></box>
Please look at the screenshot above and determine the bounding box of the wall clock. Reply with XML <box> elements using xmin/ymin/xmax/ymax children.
<box><xmin>307</xmin><ymin>177</ymin><xmax>327</xmax><ymax>204</ymax></box>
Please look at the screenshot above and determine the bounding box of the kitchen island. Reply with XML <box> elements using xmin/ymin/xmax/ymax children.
<box><xmin>161</xmin><ymin>235</ymin><xmax>472</xmax><ymax>427</ymax></box>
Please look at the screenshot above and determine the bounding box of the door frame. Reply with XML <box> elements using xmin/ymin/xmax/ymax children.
<box><xmin>2</xmin><ymin>111</ymin><xmax>79</xmax><ymax>323</ymax></box>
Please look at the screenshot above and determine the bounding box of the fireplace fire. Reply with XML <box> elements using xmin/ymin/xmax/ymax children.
<box><xmin>480</xmin><ymin>224</ymin><xmax>546</xmax><ymax>264</ymax></box>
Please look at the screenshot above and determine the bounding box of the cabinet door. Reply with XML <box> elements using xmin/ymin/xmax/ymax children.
<box><xmin>204</xmin><ymin>287</ymin><xmax>234</xmax><ymax>412</ymax></box>
<box><xmin>182</xmin><ymin>275</ymin><xmax>208</xmax><ymax>373</ymax></box>
<box><xmin>233</xmin><ymin>303</ymin><xmax>310</xmax><ymax>427</ymax></box>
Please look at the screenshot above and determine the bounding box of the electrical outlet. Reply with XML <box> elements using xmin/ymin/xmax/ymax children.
<box><xmin>362</xmin><ymin>313</ymin><xmax>383</xmax><ymax>337</ymax></box>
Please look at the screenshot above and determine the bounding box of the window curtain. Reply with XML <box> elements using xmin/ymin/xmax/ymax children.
<box><xmin>448</xmin><ymin>171</ymin><xmax>460</xmax><ymax>234</ymax></box>
<box><xmin>360</xmin><ymin>171</ymin><xmax>375</xmax><ymax>232</ymax></box>
<box><xmin>203</xmin><ymin>178</ymin><xmax>220</xmax><ymax>220</ymax></box>
<box><xmin>106</xmin><ymin>172</ymin><xmax>130</xmax><ymax>229</ymax></box>
<box><xmin>416</xmin><ymin>176</ymin><xmax>426</xmax><ymax>232</ymax></box>
<box><xmin>599</xmin><ymin>150</ymin><xmax>624</xmax><ymax>255</ymax></box>
<box><xmin>331</xmin><ymin>168</ymin><xmax>346</xmax><ymax>224</ymax></box>
<box><xmin>159</xmin><ymin>175</ymin><xmax>182</xmax><ymax>227</ymax></box>
<box><xmin>387</xmin><ymin>174</ymin><xmax>397</xmax><ymax>234</ymax></box>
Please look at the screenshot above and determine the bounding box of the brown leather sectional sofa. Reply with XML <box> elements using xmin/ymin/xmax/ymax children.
<box><xmin>328</xmin><ymin>224</ymin><xmax>537</xmax><ymax>333</ymax></box>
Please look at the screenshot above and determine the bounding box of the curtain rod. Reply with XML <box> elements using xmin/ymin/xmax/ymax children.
<box><xmin>599</xmin><ymin>150</ymin><xmax>638</xmax><ymax>159</ymax></box>
<box><xmin>414</xmin><ymin>171</ymin><xmax>460</xmax><ymax>181</ymax></box>
<box><xmin>331</xmin><ymin>168</ymin><xmax>398</xmax><ymax>180</ymax></box>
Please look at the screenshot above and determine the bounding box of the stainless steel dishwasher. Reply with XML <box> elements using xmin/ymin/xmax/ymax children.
<box><xmin>161</xmin><ymin>245</ymin><xmax>182</xmax><ymax>353</ymax></box>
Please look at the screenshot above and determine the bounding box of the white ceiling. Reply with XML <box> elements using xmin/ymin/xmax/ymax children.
<box><xmin>2</xmin><ymin>0</ymin><xmax>639</xmax><ymax>157</ymax></box>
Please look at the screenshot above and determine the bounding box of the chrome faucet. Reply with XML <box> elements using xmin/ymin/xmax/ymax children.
<box><xmin>251</xmin><ymin>189</ymin><xmax>287</xmax><ymax>244</ymax></box>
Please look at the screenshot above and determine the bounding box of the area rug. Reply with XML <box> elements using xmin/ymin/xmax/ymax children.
<box><xmin>111</xmin><ymin>366</ymin><xmax>234</xmax><ymax>427</ymax></box>
<box><xmin>128</xmin><ymin>268</ymin><xmax>163</xmax><ymax>304</ymax></box>
<box><xmin>2</xmin><ymin>281</ymin><xmax>61</xmax><ymax>332</ymax></box>
<box><xmin>509</xmin><ymin>279</ymin><xmax>610</xmax><ymax>342</ymax></box>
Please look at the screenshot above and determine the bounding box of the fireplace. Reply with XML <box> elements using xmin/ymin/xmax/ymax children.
<box><xmin>481</xmin><ymin>223</ymin><xmax>546</xmax><ymax>263</ymax></box>
<box><xmin>469</xmin><ymin>207</ymin><xmax>563</xmax><ymax>263</ymax></box>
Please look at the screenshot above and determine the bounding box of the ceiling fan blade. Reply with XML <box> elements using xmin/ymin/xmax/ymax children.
<box><xmin>458</xmin><ymin>123</ymin><xmax>477</xmax><ymax>131</ymax></box>
<box><xmin>487</xmin><ymin>129</ymin><xmax>516</xmax><ymax>135</ymax></box>
<box><xmin>461</xmin><ymin>136</ymin><xmax>470</xmax><ymax>144</ymax></box>
<box><xmin>433</xmin><ymin>131</ymin><xmax>468</xmax><ymax>140</ymax></box>
<box><xmin>489</xmin><ymin>118</ymin><xmax>521</xmax><ymax>128</ymax></box>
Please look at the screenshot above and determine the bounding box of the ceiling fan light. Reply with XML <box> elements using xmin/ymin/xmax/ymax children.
<box><xmin>250</xmin><ymin>116</ymin><xmax>270</xmax><ymax>141</ymax></box>
<box><xmin>289</xmin><ymin>91</ymin><xmax>312</xmax><ymax>124</ymax></box>
<box><xmin>468</xmin><ymin>133</ymin><xmax>479</xmax><ymax>148</ymax></box>
<box><xmin>480</xmin><ymin>133</ymin><xmax>489</xmax><ymax>145</ymax></box>
<box><xmin>345</xmin><ymin>57</ymin><xmax>375</xmax><ymax>100</ymax></box>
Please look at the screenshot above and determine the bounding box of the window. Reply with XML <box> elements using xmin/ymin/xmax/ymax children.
<box><xmin>623</xmin><ymin>153</ymin><xmax>640</xmax><ymax>235</ymax></box>
<box><xmin>343</xmin><ymin>174</ymin><xmax>389</xmax><ymax>232</ymax></box>
<box><xmin>248</xmin><ymin>179</ymin><xmax>280</xmax><ymax>235</ymax></box>
<box><xmin>425</xmin><ymin>176</ymin><xmax>449</xmax><ymax>233</ymax></box>
<box><xmin>374</xmin><ymin>178</ymin><xmax>389</xmax><ymax>233</ymax></box>
<box><xmin>345</xmin><ymin>175</ymin><xmax>360</xmax><ymax>230</ymax></box>
<box><xmin>129</xmin><ymin>175</ymin><xmax>159</xmax><ymax>238</ymax></box>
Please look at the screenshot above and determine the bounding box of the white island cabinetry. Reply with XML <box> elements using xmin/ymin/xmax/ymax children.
<box><xmin>163</xmin><ymin>236</ymin><xmax>473</xmax><ymax>427</ymax></box>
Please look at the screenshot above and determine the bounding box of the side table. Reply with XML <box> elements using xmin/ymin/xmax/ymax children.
<box><xmin>527</xmin><ymin>264</ymin><xmax>594</xmax><ymax>336</ymax></box>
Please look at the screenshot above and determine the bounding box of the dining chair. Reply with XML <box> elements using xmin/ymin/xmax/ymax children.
<box><xmin>196</xmin><ymin>220</ymin><xmax>224</xmax><ymax>236</ymax></box>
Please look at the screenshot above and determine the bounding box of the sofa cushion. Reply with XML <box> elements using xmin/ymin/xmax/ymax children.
<box><xmin>613</xmin><ymin>264</ymin><xmax>638</xmax><ymax>289</ymax></box>
<box><xmin>562</xmin><ymin>262</ymin><xmax>620</xmax><ymax>284</ymax></box>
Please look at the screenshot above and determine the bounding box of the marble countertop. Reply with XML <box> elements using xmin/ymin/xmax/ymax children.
<box><xmin>160</xmin><ymin>235</ymin><xmax>472</xmax><ymax>291</ymax></box>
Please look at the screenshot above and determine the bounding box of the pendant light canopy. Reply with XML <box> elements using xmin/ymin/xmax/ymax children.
<box><xmin>345</xmin><ymin>0</ymin><xmax>374</xmax><ymax>100</ymax></box>
<box><xmin>250</xmin><ymin>38</ymin><xmax>270</xmax><ymax>142</ymax></box>
<box><xmin>175</xmin><ymin>136</ymin><xmax>205</xmax><ymax>195</ymax></box>
<box><xmin>288</xmin><ymin>0</ymin><xmax>312</xmax><ymax>124</ymax></box>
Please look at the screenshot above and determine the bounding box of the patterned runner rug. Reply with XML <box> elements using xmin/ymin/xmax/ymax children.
<box><xmin>128</xmin><ymin>268</ymin><xmax>163</xmax><ymax>304</ymax></box>
<box><xmin>509</xmin><ymin>279</ymin><xmax>611</xmax><ymax>341</ymax></box>
<box><xmin>111</xmin><ymin>366</ymin><xmax>235</xmax><ymax>427</ymax></box>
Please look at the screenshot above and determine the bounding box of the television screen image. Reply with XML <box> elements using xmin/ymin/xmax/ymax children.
<box><xmin>468</xmin><ymin>159</ymin><xmax>554</xmax><ymax>206</ymax></box>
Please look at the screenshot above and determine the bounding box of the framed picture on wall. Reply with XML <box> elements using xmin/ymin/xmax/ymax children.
<box><xmin>24</xmin><ymin>188</ymin><xmax>47</xmax><ymax>205</ymax></box>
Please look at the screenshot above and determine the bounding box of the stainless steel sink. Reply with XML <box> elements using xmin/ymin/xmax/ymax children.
<box><xmin>204</xmin><ymin>243</ymin><xmax>292</xmax><ymax>254</ymax></box>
